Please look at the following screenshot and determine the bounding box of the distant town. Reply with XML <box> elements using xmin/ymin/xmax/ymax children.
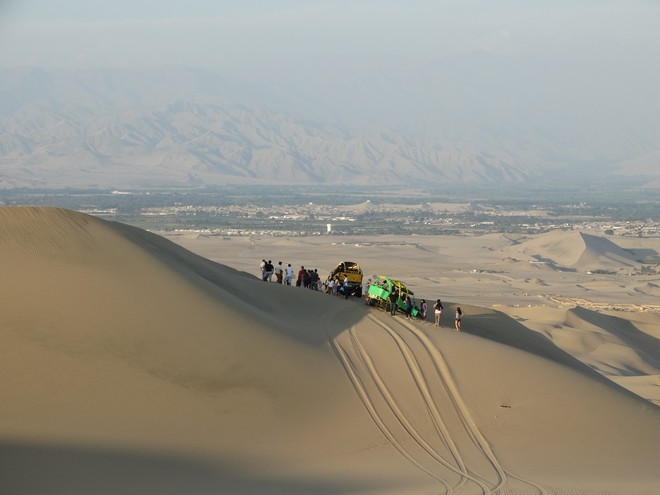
<box><xmin>2</xmin><ymin>186</ymin><xmax>658</xmax><ymax>239</ymax></box>
<box><xmin>82</xmin><ymin>201</ymin><xmax>660</xmax><ymax>239</ymax></box>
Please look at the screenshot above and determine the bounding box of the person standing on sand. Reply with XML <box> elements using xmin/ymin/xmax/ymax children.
<box><xmin>296</xmin><ymin>266</ymin><xmax>305</xmax><ymax>287</ymax></box>
<box><xmin>260</xmin><ymin>259</ymin><xmax>266</xmax><ymax>279</ymax></box>
<box><xmin>389</xmin><ymin>287</ymin><xmax>398</xmax><ymax>316</ymax></box>
<box><xmin>433</xmin><ymin>299</ymin><xmax>443</xmax><ymax>327</ymax></box>
<box><xmin>404</xmin><ymin>294</ymin><xmax>413</xmax><ymax>320</ymax></box>
<box><xmin>419</xmin><ymin>299</ymin><xmax>427</xmax><ymax>321</ymax></box>
<box><xmin>274</xmin><ymin>261</ymin><xmax>283</xmax><ymax>284</ymax></box>
<box><xmin>455</xmin><ymin>307</ymin><xmax>462</xmax><ymax>331</ymax></box>
<box><xmin>284</xmin><ymin>263</ymin><xmax>294</xmax><ymax>285</ymax></box>
<box><xmin>262</xmin><ymin>260</ymin><xmax>273</xmax><ymax>282</ymax></box>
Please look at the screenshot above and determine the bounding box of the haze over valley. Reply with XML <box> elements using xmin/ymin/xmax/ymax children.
<box><xmin>1</xmin><ymin>1</ymin><xmax>659</xmax><ymax>190</ymax></box>
<box><xmin>1</xmin><ymin>62</ymin><xmax>659</xmax><ymax>189</ymax></box>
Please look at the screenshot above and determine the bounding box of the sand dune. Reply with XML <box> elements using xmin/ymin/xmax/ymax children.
<box><xmin>510</xmin><ymin>230</ymin><xmax>639</xmax><ymax>272</ymax></box>
<box><xmin>563</xmin><ymin>307</ymin><xmax>660</xmax><ymax>375</ymax></box>
<box><xmin>636</xmin><ymin>281</ymin><xmax>660</xmax><ymax>297</ymax></box>
<box><xmin>498</xmin><ymin>304</ymin><xmax>660</xmax><ymax>407</ymax></box>
<box><xmin>2</xmin><ymin>207</ymin><xmax>659</xmax><ymax>494</ymax></box>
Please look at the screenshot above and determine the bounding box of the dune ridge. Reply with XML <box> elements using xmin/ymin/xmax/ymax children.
<box><xmin>0</xmin><ymin>206</ymin><xmax>97</xmax><ymax>258</ymax></box>
<box><xmin>2</xmin><ymin>207</ymin><xmax>659</xmax><ymax>494</ymax></box>
<box><xmin>511</xmin><ymin>230</ymin><xmax>639</xmax><ymax>272</ymax></box>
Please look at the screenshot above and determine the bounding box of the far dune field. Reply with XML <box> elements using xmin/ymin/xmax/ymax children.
<box><xmin>1</xmin><ymin>207</ymin><xmax>658</xmax><ymax>495</ymax></box>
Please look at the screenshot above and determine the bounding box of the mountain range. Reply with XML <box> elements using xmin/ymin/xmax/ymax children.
<box><xmin>1</xmin><ymin>63</ymin><xmax>658</xmax><ymax>189</ymax></box>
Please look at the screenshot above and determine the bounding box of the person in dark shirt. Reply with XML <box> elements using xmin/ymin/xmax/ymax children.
<box><xmin>389</xmin><ymin>287</ymin><xmax>398</xmax><ymax>316</ymax></box>
<box><xmin>419</xmin><ymin>299</ymin><xmax>427</xmax><ymax>321</ymax></box>
<box><xmin>404</xmin><ymin>294</ymin><xmax>413</xmax><ymax>320</ymax></box>
<box><xmin>263</xmin><ymin>260</ymin><xmax>274</xmax><ymax>281</ymax></box>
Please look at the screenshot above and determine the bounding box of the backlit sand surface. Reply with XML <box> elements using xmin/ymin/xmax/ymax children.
<box><xmin>1</xmin><ymin>207</ymin><xmax>659</xmax><ymax>494</ymax></box>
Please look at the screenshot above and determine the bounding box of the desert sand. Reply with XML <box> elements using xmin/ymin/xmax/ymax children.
<box><xmin>1</xmin><ymin>207</ymin><xmax>659</xmax><ymax>494</ymax></box>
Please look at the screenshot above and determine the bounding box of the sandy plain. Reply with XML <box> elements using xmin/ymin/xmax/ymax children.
<box><xmin>1</xmin><ymin>206</ymin><xmax>659</xmax><ymax>494</ymax></box>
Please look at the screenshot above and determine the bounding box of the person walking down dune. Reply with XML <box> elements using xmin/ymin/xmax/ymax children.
<box><xmin>433</xmin><ymin>299</ymin><xmax>443</xmax><ymax>327</ymax></box>
<box><xmin>455</xmin><ymin>307</ymin><xmax>462</xmax><ymax>331</ymax></box>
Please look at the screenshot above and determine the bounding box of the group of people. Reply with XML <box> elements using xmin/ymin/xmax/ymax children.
<box><xmin>383</xmin><ymin>292</ymin><xmax>461</xmax><ymax>331</ymax></box>
<box><xmin>326</xmin><ymin>275</ymin><xmax>352</xmax><ymax>298</ymax></box>
<box><xmin>261</xmin><ymin>259</ymin><xmax>462</xmax><ymax>331</ymax></box>
<box><xmin>384</xmin><ymin>286</ymin><xmax>416</xmax><ymax>320</ymax></box>
<box><xmin>364</xmin><ymin>279</ymin><xmax>462</xmax><ymax>331</ymax></box>
<box><xmin>260</xmin><ymin>259</ymin><xmax>323</xmax><ymax>289</ymax></box>
<box><xmin>260</xmin><ymin>259</ymin><xmax>289</xmax><ymax>284</ymax></box>
<box><xmin>429</xmin><ymin>298</ymin><xmax>462</xmax><ymax>331</ymax></box>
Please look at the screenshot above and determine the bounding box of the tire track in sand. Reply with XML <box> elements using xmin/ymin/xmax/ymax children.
<box><xmin>333</xmin><ymin>313</ymin><xmax>549</xmax><ymax>494</ymax></box>
<box><xmin>333</xmin><ymin>324</ymin><xmax>489</xmax><ymax>494</ymax></box>
<box><xmin>367</xmin><ymin>316</ymin><xmax>505</xmax><ymax>493</ymax></box>
<box><xmin>344</xmin><ymin>325</ymin><xmax>492</xmax><ymax>495</ymax></box>
<box><xmin>390</xmin><ymin>315</ymin><xmax>548</xmax><ymax>495</ymax></box>
<box><xmin>353</xmin><ymin>321</ymin><xmax>493</xmax><ymax>493</ymax></box>
<box><xmin>332</xmin><ymin>337</ymin><xmax>456</xmax><ymax>494</ymax></box>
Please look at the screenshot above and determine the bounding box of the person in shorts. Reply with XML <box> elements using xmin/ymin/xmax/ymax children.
<box><xmin>455</xmin><ymin>307</ymin><xmax>462</xmax><ymax>332</ymax></box>
<box><xmin>433</xmin><ymin>299</ymin><xmax>443</xmax><ymax>327</ymax></box>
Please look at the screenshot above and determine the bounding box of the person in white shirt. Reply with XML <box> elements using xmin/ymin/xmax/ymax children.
<box><xmin>284</xmin><ymin>263</ymin><xmax>294</xmax><ymax>285</ymax></box>
<box><xmin>274</xmin><ymin>261</ymin><xmax>284</xmax><ymax>284</ymax></box>
<box><xmin>434</xmin><ymin>299</ymin><xmax>444</xmax><ymax>327</ymax></box>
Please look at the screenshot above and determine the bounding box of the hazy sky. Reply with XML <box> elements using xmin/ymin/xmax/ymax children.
<box><xmin>1</xmin><ymin>0</ymin><xmax>659</xmax><ymax>147</ymax></box>
<box><xmin>1</xmin><ymin>0</ymin><xmax>658</xmax><ymax>70</ymax></box>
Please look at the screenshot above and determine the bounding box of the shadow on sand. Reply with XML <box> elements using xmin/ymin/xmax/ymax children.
<box><xmin>0</xmin><ymin>441</ymin><xmax>379</xmax><ymax>495</ymax></box>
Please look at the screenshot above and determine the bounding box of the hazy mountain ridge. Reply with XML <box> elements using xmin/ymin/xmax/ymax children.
<box><xmin>0</xmin><ymin>66</ymin><xmax>658</xmax><ymax>189</ymax></box>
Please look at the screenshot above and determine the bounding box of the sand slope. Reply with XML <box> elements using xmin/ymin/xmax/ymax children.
<box><xmin>510</xmin><ymin>230</ymin><xmax>639</xmax><ymax>272</ymax></box>
<box><xmin>1</xmin><ymin>208</ymin><xmax>659</xmax><ymax>494</ymax></box>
